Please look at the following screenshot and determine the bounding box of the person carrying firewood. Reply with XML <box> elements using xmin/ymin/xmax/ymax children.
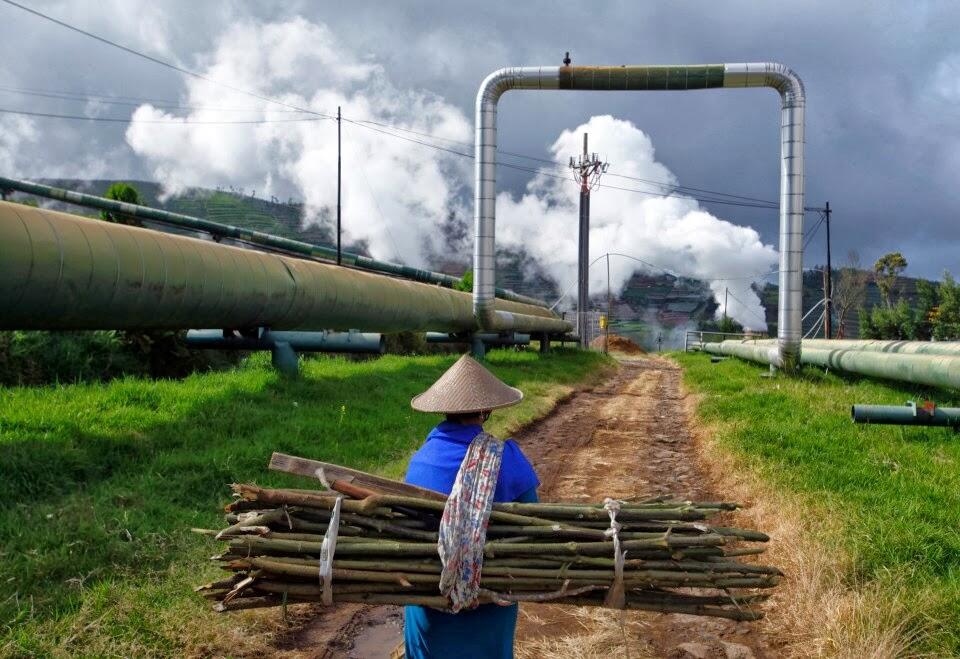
<box><xmin>401</xmin><ymin>354</ymin><xmax>540</xmax><ymax>659</ymax></box>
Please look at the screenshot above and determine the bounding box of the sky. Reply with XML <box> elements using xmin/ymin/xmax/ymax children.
<box><xmin>0</xmin><ymin>0</ymin><xmax>957</xmax><ymax>327</ymax></box>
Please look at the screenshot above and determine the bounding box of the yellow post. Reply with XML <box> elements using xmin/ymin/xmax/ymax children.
<box><xmin>599</xmin><ymin>314</ymin><xmax>608</xmax><ymax>353</ymax></box>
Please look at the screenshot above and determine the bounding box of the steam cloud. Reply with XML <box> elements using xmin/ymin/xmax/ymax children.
<box><xmin>497</xmin><ymin>116</ymin><xmax>777</xmax><ymax>328</ymax></box>
<box><xmin>124</xmin><ymin>17</ymin><xmax>776</xmax><ymax>328</ymax></box>
<box><xmin>125</xmin><ymin>17</ymin><xmax>471</xmax><ymax>264</ymax></box>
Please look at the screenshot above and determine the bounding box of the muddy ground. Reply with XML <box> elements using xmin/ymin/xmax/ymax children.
<box><xmin>271</xmin><ymin>356</ymin><xmax>779</xmax><ymax>658</ymax></box>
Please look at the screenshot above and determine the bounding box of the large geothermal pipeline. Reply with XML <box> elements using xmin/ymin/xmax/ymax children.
<box><xmin>0</xmin><ymin>201</ymin><xmax>570</xmax><ymax>335</ymax></box>
<box><xmin>703</xmin><ymin>339</ymin><xmax>960</xmax><ymax>390</ymax></box>
<box><xmin>0</xmin><ymin>175</ymin><xmax>547</xmax><ymax>309</ymax></box>
<box><xmin>472</xmin><ymin>62</ymin><xmax>805</xmax><ymax>370</ymax></box>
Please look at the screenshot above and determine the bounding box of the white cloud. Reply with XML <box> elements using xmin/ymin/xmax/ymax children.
<box><xmin>932</xmin><ymin>53</ymin><xmax>960</xmax><ymax>103</ymax></box>
<box><xmin>0</xmin><ymin>115</ymin><xmax>38</xmax><ymax>174</ymax></box>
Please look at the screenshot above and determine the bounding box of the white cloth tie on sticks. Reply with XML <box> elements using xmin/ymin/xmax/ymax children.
<box><xmin>603</xmin><ymin>497</ymin><xmax>627</xmax><ymax>609</ymax></box>
<box><xmin>317</xmin><ymin>495</ymin><xmax>343</xmax><ymax>606</ymax></box>
<box><xmin>437</xmin><ymin>431</ymin><xmax>505</xmax><ymax>612</ymax></box>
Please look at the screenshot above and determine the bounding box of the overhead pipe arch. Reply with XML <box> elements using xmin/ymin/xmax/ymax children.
<box><xmin>473</xmin><ymin>63</ymin><xmax>805</xmax><ymax>369</ymax></box>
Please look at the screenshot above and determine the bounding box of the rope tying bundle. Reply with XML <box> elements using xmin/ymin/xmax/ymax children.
<box><xmin>437</xmin><ymin>431</ymin><xmax>505</xmax><ymax>612</ymax></box>
<box><xmin>317</xmin><ymin>495</ymin><xmax>343</xmax><ymax>605</ymax></box>
<box><xmin>603</xmin><ymin>498</ymin><xmax>627</xmax><ymax>609</ymax></box>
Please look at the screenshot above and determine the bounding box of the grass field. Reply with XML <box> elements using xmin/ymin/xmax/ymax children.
<box><xmin>676</xmin><ymin>352</ymin><xmax>960</xmax><ymax>656</ymax></box>
<box><xmin>0</xmin><ymin>349</ymin><xmax>610</xmax><ymax>657</ymax></box>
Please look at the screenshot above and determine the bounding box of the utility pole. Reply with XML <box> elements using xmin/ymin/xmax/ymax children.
<box><xmin>569</xmin><ymin>133</ymin><xmax>608</xmax><ymax>349</ymax></box>
<box><xmin>336</xmin><ymin>105</ymin><xmax>342</xmax><ymax>266</ymax></box>
<box><xmin>724</xmin><ymin>287</ymin><xmax>729</xmax><ymax>324</ymax></box>
<box><xmin>605</xmin><ymin>253</ymin><xmax>611</xmax><ymax>354</ymax></box>
<box><xmin>823</xmin><ymin>201</ymin><xmax>832</xmax><ymax>339</ymax></box>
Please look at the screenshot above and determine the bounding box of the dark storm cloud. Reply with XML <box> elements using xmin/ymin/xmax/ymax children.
<box><xmin>1</xmin><ymin>0</ymin><xmax>957</xmax><ymax>277</ymax></box>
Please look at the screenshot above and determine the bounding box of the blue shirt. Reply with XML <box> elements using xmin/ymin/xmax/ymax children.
<box><xmin>404</xmin><ymin>421</ymin><xmax>539</xmax><ymax>503</ymax></box>
<box><xmin>403</xmin><ymin>421</ymin><xmax>539</xmax><ymax>659</ymax></box>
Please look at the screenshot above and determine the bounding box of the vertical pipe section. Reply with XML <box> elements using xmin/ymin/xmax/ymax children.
<box><xmin>474</xmin><ymin>67</ymin><xmax>560</xmax><ymax>331</ymax></box>
<box><xmin>723</xmin><ymin>63</ymin><xmax>806</xmax><ymax>369</ymax></box>
<box><xmin>472</xmin><ymin>62</ymin><xmax>805</xmax><ymax>369</ymax></box>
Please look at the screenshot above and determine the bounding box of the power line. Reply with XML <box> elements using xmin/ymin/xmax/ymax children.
<box><xmin>606</xmin><ymin>252</ymin><xmax>779</xmax><ymax>282</ymax></box>
<box><xmin>354</xmin><ymin>122</ymin><xmax>785</xmax><ymax>211</ymax></box>
<box><xmin>549</xmin><ymin>251</ymin><xmax>778</xmax><ymax>308</ymax></box>
<box><xmin>0</xmin><ymin>0</ymin><xmax>333</xmax><ymax>120</ymax></box>
<box><xmin>340</xmin><ymin>117</ymin><xmax>473</xmax><ymax>158</ymax></box>
<box><xmin>344</xmin><ymin>121</ymin><xmax>404</xmax><ymax>260</ymax></box>
<box><xmin>803</xmin><ymin>215</ymin><xmax>825</xmax><ymax>250</ymax></box>
<box><xmin>0</xmin><ymin>88</ymin><xmax>783</xmax><ymax>210</ymax></box>
<box><xmin>351</xmin><ymin>116</ymin><xmax>780</xmax><ymax>207</ymax></box>
<box><xmin>0</xmin><ymin>107</ymin><xmax>328</xmax><ymax>125</ymax></box>
<box><xmin>0</xmin><ymin>84</ymin><xmax>311</xmax><ymax>113</ymax></box>
<box><xmin>344</xmin><ymin>119</ymin><xmax>796</xmax><ymax>211</ymax></box>
<box><xmin>724</xmin><ymin>288</ymin><xmax>769</xmax><ymax>325</ymax></box>
<box><xmin>350</xmin><ymin>117</ymin><xmax>835</xmax><ymax>215</ymax></box>
<box><xmin>1</xmin><ymin>1</ymin><xmax>821</xmax><ymax>220</ymax></box>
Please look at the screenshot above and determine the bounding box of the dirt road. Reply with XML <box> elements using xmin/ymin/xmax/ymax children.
<box><xmin>274</xmin><ymin>356</ymin><xmax>778</xmax><ymax>658</ymax></box>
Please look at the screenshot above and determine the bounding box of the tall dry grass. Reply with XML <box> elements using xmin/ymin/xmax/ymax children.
<box><xmin>685</xmin><ymin>393</ymin><xmax>931</xmax><ymax>658</ymax></box>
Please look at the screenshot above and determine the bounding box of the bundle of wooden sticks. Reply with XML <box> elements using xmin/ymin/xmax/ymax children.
<box><xmin>195</xmin><ymin>453</ymin><xmax>780</xmax><ymax>620</ymax></box>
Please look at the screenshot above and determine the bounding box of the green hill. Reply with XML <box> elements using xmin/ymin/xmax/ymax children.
<box><xmin>21</xmin><ymin>179</ymin><xmax>338</xmax><ymax>248</ymax></box>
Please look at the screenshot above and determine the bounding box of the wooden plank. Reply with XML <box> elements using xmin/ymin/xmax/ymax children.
<box><xmin>268</xmin><ymin>452</ymin><xmax>446</xmax><ymax>501</ymax></box>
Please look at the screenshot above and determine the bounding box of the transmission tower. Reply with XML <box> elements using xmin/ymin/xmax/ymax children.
<box><xmin>569</xmin><ymin>133</ymin><xmax>608</xmax><ymax>348</ymax></box>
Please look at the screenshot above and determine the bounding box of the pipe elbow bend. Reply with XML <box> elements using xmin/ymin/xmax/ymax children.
<box><xmin>477</xmin><ymin>68</ymin><xmax>517</xmax><ymax>108</ymax></box>
<box><xmin>765</xmin><ymin>63</ymin><xmax>805</xmax><ymax>108</ymax></box>
<box><xmin>476</xmin><ymin>67</ymin><xmax>559</xmax><ymax>109</ymax></box>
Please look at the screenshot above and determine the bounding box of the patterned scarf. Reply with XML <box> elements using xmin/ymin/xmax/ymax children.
<box><xmin>437</xmin><ymin>431</ymin><xmax>504</xmax><ymax>612</ymax></box>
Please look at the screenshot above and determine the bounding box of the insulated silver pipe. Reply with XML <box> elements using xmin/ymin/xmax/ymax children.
<box><xmin>725</xmin><ymin>63</ymin><xmax>806</xmax><ymax>369</ymax></box>
<box><xmin>473</xmin><ymin>62</ymin><xmax>805</xmax><ymax>369</ymax></box>
<box><xmin>474</xmin><ymin>67</ymin><xmax>560</xmax><ymax>331</ymax></box>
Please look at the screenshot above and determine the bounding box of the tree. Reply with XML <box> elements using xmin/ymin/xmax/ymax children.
<box><xmin>859</xmin><ymin>300</ymin><xmax>914</xmax><ymax>340</ymax></box>
<box><xmin>699</xmin><ymin>316</ymin><xmax>744</xmax><ymax>334</ymax></box>
<box><xmin>454</xmin><ymin>268</ymin><xmax>473</xmax><ymax>293</ymax></box>
<box><xmin>932</xmin><ymin>272</ymin><xmax>960</xmax><ymax>340</ymax></box>
<box><xmin>100</xmin><ymin>182</ymin><xmax>142</xmax><ymax>225</ymax></box>
<box><xmin>832</xmin><ymin>250</ymin><xmax>869</xmax><ymax>339</ymax></box>
<box><xmin>912</xmin><ymin>278</ymin><xmax>939</xmax><ymax>340</ymax></box>
<box><xmin>874</xmin><ymin>251</ymin><xmax>908</xmax><ymax>308</ymax></box>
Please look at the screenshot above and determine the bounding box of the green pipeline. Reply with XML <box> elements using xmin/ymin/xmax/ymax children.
<box><xmin>851</xmin><ymin>403</ymin><xmax>960</xmax><ymax>427</ymax></box>
<box><xmin>705</xmin><ymin>340</ymin><xmax>960</xmax><ymax>391</ymax></box>
<box><xmin>702</xmin><ymin>341</ymin><xmax>776</xmax><ymax>365</ymax></box>
<box><xmin>0</xmin><ymin>202</ymin><xmax>570</xmax><ymax>334</ymax></box>
<box><xmin>559</xmin><ymin>65</ymin><xmax>725</xmax><ymax>91</ymax></box>
<box><xmin>0</xmin><ymin>176</ymin><xmax>548</xmax><ymax>309</ymax></box>
<box><xmin>793</xmin><ymin>338</ymin><xmax>960</xmax><ymax>358</ymax></box>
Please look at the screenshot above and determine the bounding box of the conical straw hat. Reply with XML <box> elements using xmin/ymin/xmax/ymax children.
<box><xmin>411</xmin><ymin>354</ymin><xmax>523</xmax><ymax>413</ymax></box>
